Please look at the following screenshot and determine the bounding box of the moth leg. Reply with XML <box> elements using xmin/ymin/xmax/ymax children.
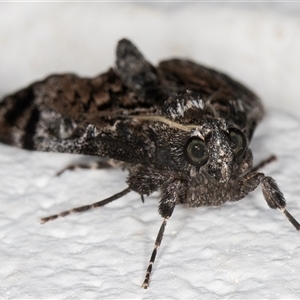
<box><xmin>142</xmin><ymin>217</ymin><xmax>169</xmax><ymax>289</ymax></box>
<box><xmin>56</xmin><ymin>160</ymin><xmax>113</xmax><ymax>176</ymax></box>
<box><xmin>142</xmin><ymin>180</ymin><xmax>180</xmax><ymax>289</ymax></box>
<box><xmin>40</xmin><ymin>187</ymin><xmax>131</xmax><ymax>224</ymax></box>
<box><xmin>261</xmin><ymin>176</ymin><xmax>300</xmax><ymax>232</ymax></box>
<box><xmin>251</xmin><ymin>155</ymin><xmax>277</xmax><ymax>173</ymax></box>
<box><xmin>231</xmin><ymin>172</ymin><xmax>300</xmax><ymax>232</ymax></box>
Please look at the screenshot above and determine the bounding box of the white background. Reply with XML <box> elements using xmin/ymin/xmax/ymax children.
<box><xmin>0</xmin><ymin>2</ymin><xmax>300</xmax><ymax>299</ymax></box>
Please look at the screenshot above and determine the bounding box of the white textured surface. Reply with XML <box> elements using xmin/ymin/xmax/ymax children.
<box><xmin>1</xmin><ymin>3</ymin><xmax>300</xmax><ymax>299</ymax></box>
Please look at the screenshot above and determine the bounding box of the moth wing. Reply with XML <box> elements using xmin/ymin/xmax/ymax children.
<box><xmin>0</xmin><ymin>70</ymin><xmax>138</xmax><ymax>154</ymax></box>
<box><xmin>158</xmin><ymin>59</ymin><xmax>264</xmax><ymax>140</ymax></box>
<box><xmin>158</xmin><ymin>59</ymin><xmax>253</xmax><ymax>97</ymax></box>
<box><xmin>0</xmin><ymin>39</ymin><xmax>168</xmax><ymax>155</ymax></box>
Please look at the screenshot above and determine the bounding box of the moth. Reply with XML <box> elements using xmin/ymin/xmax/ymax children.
<box><xmin>0</xmin><ymin>39</ymin><xmax>299</xmax><ymax>289</ymax></box>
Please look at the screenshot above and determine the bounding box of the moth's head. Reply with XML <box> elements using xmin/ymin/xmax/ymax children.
<box><xmin>183</xmin><ymin>120</ymin><xmax>251</xmax><ymax>183</ymax></box>
<box><xmin>161</xmin><ymin>91</ymin><xmax>253</xmax><ymax>183</ymax></box>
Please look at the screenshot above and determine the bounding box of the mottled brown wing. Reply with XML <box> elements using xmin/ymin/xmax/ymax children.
<box><xmin>0</xmin><ymin>68</ymin><xmax>163</xmax><ymax>154</ymax></box>
<box><xmin>0</xmin><ymin>70</ymin><xmax>114</xmax><ymax>152</ymax></box>
<box><xmin>157</xmin><ymin>59</ymin><xmax>264</xmax><ymax>141</ymax></box>
<box><xmin>0</xmin><ymin>39</ymin><xmax>166</xmax><ymax>155</ymax></box>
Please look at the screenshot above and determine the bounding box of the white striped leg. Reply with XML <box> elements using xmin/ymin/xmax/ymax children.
<box><xmin>40</xmin><ymin>187</ymin><xmax>131</xmax><ymax>223</ymax></box>
<box><xmin>142</xmin><ymin>217</ymin><xmax>168</xmax><ymax>289</ymax></box>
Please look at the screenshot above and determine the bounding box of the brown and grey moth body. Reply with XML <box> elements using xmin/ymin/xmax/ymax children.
<box><xmin>0</xmin><ymin>39</ymin><xmax>299</xmax><ymax>288</ymax></box>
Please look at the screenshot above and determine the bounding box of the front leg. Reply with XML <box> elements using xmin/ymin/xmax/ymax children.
<box><xmin>261</xmin><ymin>176</ymin><xmax>300</xmax><ymax>232</ymax></box>
<box><xmin>142</xmin><ymin>179</ymin><xmax>185</xmax><ymax>289</ymax></box>
<box><xmin>230</xmin><ymin>172</ymin><xmax>300</xmax><ymax>232</ymax></box>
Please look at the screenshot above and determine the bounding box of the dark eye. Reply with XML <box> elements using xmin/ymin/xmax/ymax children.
<box><xmin>229</xmin><ymin>128</ymin><xmax>247</xmax><ymax>158</ymax></box>
<box><xmin>184</xmin><ymin>137</ymin><xmax>209</xmax><ymax>167</ymax></box>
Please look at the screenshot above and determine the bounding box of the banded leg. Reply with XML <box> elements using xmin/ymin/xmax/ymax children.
<box><xmin>41</xmin><ymin>187</ymin><xmax>131</xmax><ymax>223</ymax></box>
<box><xmin>261</xmin><ymin>176</ymin><xmax>300</xmax><ymax>232</ymax></box>
<box><xmin>230</xmin><ymin>172</ymin><xmax>300</xmax><ymax>232</ymax></box>
<box><xmin>56</xmin><ymin>160</ymin><xmax>114</xmax><ymax>176</ymax></box>
<box><xmin>142</xmin><ymin>218</ymin><xmax>168</xmax><ymax>289</ymax></box>
<box><xmin>142</xmin><ymin>179</ymin><xmax>180</xmax><ymax>289</ymax></box>
<box><xmin>247</xmin><ymin>155</ymin><xmax>300</xmax><ymax>231</ymax></box>
<box><xmin>251</xmin><ymin>155</ymin><xmax>277</xmax><ymax>173</ymax></box>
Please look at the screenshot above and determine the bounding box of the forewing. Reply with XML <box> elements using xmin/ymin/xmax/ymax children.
<box><xmin>0</xmin><ymin>67</ymin><xmax>163</xmax><ymax>156</ymax></box>
<box><xmin>0</xmin><ymin>39</ymin><xmax>166</xmax><ymax>156</ymax></box>
<box><xmin>158</xmin><ymin>59</ymin><xmax>264</xmax><ymax>140</ymax></box>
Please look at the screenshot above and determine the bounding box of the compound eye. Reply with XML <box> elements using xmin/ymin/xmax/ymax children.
<box><xmin>229</xmin><ymin>128</ymin><xmax>247</xmax><ymax>158</ymax></box>
<box><xmin>184</xmin><ymin>137</ymin><xmax>209</xmax><ymax>167</ymax></box>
